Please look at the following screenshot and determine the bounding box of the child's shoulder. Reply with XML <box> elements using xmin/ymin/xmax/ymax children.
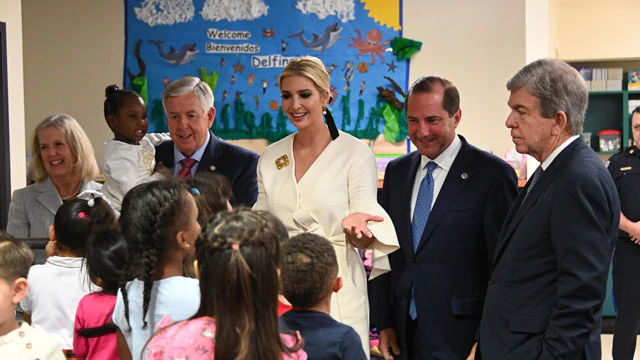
<box><xmin>156</xmin><ymin>277</ymin><xmax>200</xmax><ymax>306</ymax></box>
<box><xmin>0</xmin><ymin>322</ymin><xmax>64</xmax><ymax>360</ymax></box>
<box><xmin>79</xmin><ymin>291</ymin><xmax>116</xmax><ymax>307</ymax></box>
<box><xmin>158</xmin><ymin>276</ymin><xmax>199</xmax><ymax>290</ymax></box>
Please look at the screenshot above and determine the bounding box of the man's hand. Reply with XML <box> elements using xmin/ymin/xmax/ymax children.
<box><xmin>628</xmin><ymin>221</ymin><xmax>640</xmax><ymax>244</ymax></box>
<box><xmin>379</xmin><ymin>328</ymin><xmax>401</xmax><ymax>360</ymax></box>
<box><xmin>466</xmin><ymin>342</ymin><xmax>478</xmax><ymax>360</ymax></box>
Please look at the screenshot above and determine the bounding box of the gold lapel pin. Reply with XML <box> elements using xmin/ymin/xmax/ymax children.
<box><xmin>210</xmin><ymin>165</ymin><xmax>216</xmax><ymax>171</ymax></box>
<box><xmin>621</xmin><ymin>166</ymin><xmax>632</xmax><ymax>171</ymax></box>
<box><xmin>276</xmin><ymin>155</ymin><xmax>290</xmax><ymax>170</ymax></box>
<box><xmin>461</xmin><ymin>172</ymin><xmax>469</xmax><ymax>179</ymax></box>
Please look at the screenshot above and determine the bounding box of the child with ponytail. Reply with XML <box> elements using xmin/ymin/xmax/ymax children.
<box><xmin>73</xmin><ymin>229</ymin><xmax>127</xmax><ymax>359</ymax></box>
<box><xmin>113</xmin><ymin>180</ymin><xmax>201</xmax><ymax>360</ymax></box>
<box><xmin>20</xmin><ymin>197</ymin><xmax>117</xmax><ymax>351</ymax></box>
<box><xmin>145</xmin><ymin>209</ymin><xmax>307</xmax><ymax>360</ymax></box>
<box><xmin>101</xmin><ymin>84</ymin><xmax>170</xmax><ymax>211</ymax></box>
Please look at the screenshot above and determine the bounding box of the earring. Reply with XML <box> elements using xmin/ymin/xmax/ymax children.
<box><xmin>322</xmin><ymin>109</ymin><xmax>327</xmax><ymax>115</ymax></box>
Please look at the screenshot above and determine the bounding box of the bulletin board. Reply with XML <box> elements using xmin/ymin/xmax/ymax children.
<box><xmin>124</xmin><ymin>0</ymin><xmax>410</xmax><ymax>143</ymax></box>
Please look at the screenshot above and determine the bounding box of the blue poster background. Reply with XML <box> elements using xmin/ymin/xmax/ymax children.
<box><xmin>124</xmin><ymin>0</ymin><xmax>408</xmax><ymax>142</ymax></box>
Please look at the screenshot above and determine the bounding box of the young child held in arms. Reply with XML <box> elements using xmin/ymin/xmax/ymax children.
<box><xmin>145</xmin><ymin>209</ymin><xmax>307</xmax><ymax>360</ymax></box>
<box><xmin>20</xmin><ymin>198</ymin><xmax>117</xmax><ymax>352</ymax></box>
<box><xmin>279</xmin><ymin>233</ymin><xmax>367</xmax><ymax>359</ymax></box>
<box><xmin>102</xmin><ymin>85</ymin><xmax>170</xmax><ymax>211</ymax></box>
<box><xmin>113</xmin><ymin>180</ymin><xmax>200</xmax><ymax>360</ymax></box>
<box><xmin>73</xmin><ymin>229</ymin><xmax>128</xmax><ymax>360</ymax></box>
<box><xmin>0</xmin><ymin>231</ymin><xmax>64</xmax><ymax>359</ymax></box>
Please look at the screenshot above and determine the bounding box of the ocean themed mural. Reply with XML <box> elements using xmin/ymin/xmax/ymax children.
<box><xmin>125</xmin><ymin>0</ymin><xmax>409</xmax><ymax>142</ymax></box>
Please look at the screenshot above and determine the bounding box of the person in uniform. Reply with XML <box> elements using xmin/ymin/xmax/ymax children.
<box><xmin>609</xmin><ymin>106</ymin><xmax>640</xmax><ymax>360</ymax></box>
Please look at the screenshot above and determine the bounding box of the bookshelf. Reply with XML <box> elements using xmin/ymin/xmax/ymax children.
<box><xmin>570</xmin><ymin>60</ymin><xmax>640</xmax><ymax>156</ymax></box>
<box><xmin>567</xmin><ymin>60</ymin><xmax>640</xmax><ymax>319</ymax></box>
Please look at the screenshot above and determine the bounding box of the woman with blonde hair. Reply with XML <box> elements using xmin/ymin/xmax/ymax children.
<box><xmin>254</xmin><ymin>55</ymin><xmax>399</xmax><ymax>357</ymax></box>
<box><xmin>7</xmin><ymin>113</ymin><xmax>102</xmax><ymax>239</ymax></box>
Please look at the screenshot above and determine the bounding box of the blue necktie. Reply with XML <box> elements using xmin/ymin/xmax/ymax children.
<box><xmin>409</xmin><ymin>161</ymin><xmax>437</xmax><ymax>319</ymax></box>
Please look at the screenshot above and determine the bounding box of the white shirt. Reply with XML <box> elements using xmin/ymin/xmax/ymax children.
<box><xmin>410</xmin><ymin>135</ymin><xmax>463</xmax><ymax>219</ymax></box>
<box><xmin>20</xmin><ymin>256</ymin><xmax>96</xmax><ymax>350</ymax></box>
<box><xmin>102</xmin><ymin>133</ymin><xmax>170</xmax><ymax>211</ymax></box>
<box><xmin>173</xmin><ymin>131</ymin><xmax>210</xmax><ymax>177</ymax></box>
<box><xmin>540</xmin><ymin>135</ymin><xmax>579</xmax><ymax>170</ymax></box>
<box><xmin>0</xmin><ymin>322</ymin><xmax>64</xmax><ymax>360</ymax></box>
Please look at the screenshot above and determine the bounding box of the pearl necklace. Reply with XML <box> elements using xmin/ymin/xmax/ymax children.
<box><xmin>60</xmin><ymin>183</ymin><xmax>82</xmax><ymax>201</ymax></box>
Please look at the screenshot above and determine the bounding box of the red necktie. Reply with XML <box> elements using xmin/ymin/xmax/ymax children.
<box><xmin>178</xmin><ymin>158</ymin><xmax>197</xmax><ymax>179</ymax></box>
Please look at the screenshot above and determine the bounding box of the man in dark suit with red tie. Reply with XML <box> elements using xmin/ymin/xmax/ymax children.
<box><xmin>479</xmin><ymin>58</ymin><xmax>620</xmax><ymax>359</ymax></box>
<box><xmin>371</xmin><ymin>76</ymin><xmax>518</xmax><ymax>359</ymax></box>
<box><xmin>155</xmin><ymin>76</ymin><xmax>258</xmax><ymax>206</ymax></box>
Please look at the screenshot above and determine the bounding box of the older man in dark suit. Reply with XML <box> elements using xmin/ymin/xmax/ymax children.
<box><xmin>155</xmin><ymin>76</ymin><xmax>258</xmax><ymax>206</ymax></box>
<box><xmin>371</xmin><ymin>76</ymin><xmax>518</xmax><ymax>360</ymax></box>
<box><xmin>479</xmin><ymin>58</ymin><xmax>620</xmax><ymax>359</ymax></box>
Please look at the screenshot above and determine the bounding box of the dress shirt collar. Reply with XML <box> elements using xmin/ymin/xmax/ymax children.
<box><xmin>174</xmin><ymin>130</ymin><xmax>210</xmax><ymax>165</ymax></box>
<box><xmin>419</xmin><ymin>134</ymin><xmax>462</xmax><ymax>171</ymax></box>
<box><xmin>540</xmin><ymin>135</ymin><xmax>579</xmax><ymax>170</ymax></box>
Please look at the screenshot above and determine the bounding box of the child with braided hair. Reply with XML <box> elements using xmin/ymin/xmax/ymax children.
<box><xmin>20</xmin><ymin>197</ymin><xmax>118</xmax><ymax>352</ymax></box>
<box><xmin>113</xmin><ymin>180</ymin><xmax>200</xmax><ymax>360</ymax></box>
<box><xmin>144</xmin><ymin>209</ymin><xmax>307</xmax><ymax>360</ymax></box>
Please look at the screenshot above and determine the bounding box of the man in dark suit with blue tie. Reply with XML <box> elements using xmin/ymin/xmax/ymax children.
<box><xmin>371</xmin><ymin>76</ymin><xmax>518</xmax><ymax>359</ymax></box>
<box><xmin>156</xmin><ymin>76</ymin><xmax>258</xmax><ymax>206</ymax></box>
<box><xmin>479</xmin><ymin>58</ymin><xmax>620</xmax><ymax>359</ymax></box>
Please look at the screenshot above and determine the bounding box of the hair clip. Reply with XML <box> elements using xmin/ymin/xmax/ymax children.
<box><xmin>87</xmin><ymin>199</ymin><xmax>95</xmax><ymax>207</ymax></box>
<box><xmin>231</xmin><ymin>243</ymin><xmax>240</xmax><ymax>249</ymax></box>
<box><xmin>191</xmin><ymin>188</ymin><xmax>200</xmax><ymax>195</ymax></box>
<box><xmin>78</xmin><ymin>211</ymin><xmax>89</xmax><ymax>219</ymax></box>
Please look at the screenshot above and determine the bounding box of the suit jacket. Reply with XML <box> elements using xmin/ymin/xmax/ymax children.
<box><xmin>479</xmin><ymin>138</ymin><xmax>620</xmax><ymax>360</ymax></box>
<box><xmin>371</xmin><ymin>135</ymin><xmax>518</xmax><ymax>359</ymax></box>
<box><xmin>155</xmin><ymin>130</ymin><xmax>259</xmax><ymax>207</ymax></box>
<box><xmin>6</xmin><ymin>177</ymin><xmax>102</xmax><ymax>239</ymax></box>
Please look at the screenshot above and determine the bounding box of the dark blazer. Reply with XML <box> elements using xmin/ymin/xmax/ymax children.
<box><xmin>479</xmin><ymin>138</ymin><xmax>620</xmax><ymax>360</ymax></box>
<box><xmin>155</xmin><ymin>130</ymin><xmax>259</xmax><ymax>206</ymax></box>
<box><xmin>371</xmin><ymin>135</ymin><xmax>518</xmax><ymax>359</ymax></box>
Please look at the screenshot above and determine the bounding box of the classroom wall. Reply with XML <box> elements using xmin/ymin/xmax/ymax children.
<box><xmin>552</xmin><ymin>0</ymin><xmax>640</xmax><ymax>61</ymax></box>
<box><xmin>21</xmin><ymin>0</ymin><xmax>532</xmax><ymax>168</ymax></box>
<box><xmin>404</xmin><ymin>0</ymin><xmax>527</xmax><ymax>158</ymax></box>
<box><xmin>1</xmin><ymin>0</ymin><xmax>26</xmax><ymax>193</ymax></box>
<box><xmin>21</xmin><ymin>0</ymin><xmax>123</xmax><ymax>171</ymax></box>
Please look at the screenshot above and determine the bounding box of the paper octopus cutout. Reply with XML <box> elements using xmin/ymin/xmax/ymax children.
<box><xmin>348</xmin><ymin>29</ymin><xmax>390</xmax><ymax>64</ymax></box>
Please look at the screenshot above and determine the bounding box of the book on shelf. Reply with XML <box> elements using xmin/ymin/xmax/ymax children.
<box><xmin>577</xmin><ymin>67</ymin><xmax>592</xmax><ymax>90</ymax></box>
<box><xmin>577</xmin><ymin>67</ymin><xmax>593</xmax><ymax>80</ymax></box>
<box><xmin>591</xmin><ymin>80</ymin><xmax>607</xmax><ymax>91</ymax></box>
<box><xmin>628</xmin><ymin>70</ymin><xmax>640</xmax><ymax>90</ymax></box>
<box><xmin>578</xmin><ymin>67</ymin><xmax>623</xmax><ymax>91</ymax></box>
<box><xmin>628</xmin><ymin>99</ymin><xmax>640</xmax><ymax>114</ymax></box>
<box><xmin>607</xmin><ymin>68</ymin><xmax>623</xmax><ymax>90</ymax></box>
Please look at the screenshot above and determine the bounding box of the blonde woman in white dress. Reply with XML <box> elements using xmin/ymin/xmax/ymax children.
<box><xmin>254</xmin><ymin>55</ymin><xmax>399</xmax><ymax>358</ymax></box>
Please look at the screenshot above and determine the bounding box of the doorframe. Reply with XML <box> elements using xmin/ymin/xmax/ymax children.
<box><xmin>0</xmin><ymin>22</ymin><xmax>11</xmax><ymax>230</ymax></box>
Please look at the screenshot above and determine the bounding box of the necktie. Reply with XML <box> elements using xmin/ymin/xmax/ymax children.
<box><xmin>409</xmin><ymin>161</ymin><xmax>437</xmax><ymax>319</ymax></box>
<box><xmin>522</xmin><ymin>166</ymin><xmax>542</xmax><ymax>204</ymax></box>
<box><xmin>412</xmin><ymin>161</ymin><xmax>437</xmax><ymax>250</ymax></box>
<box><xmin>177</xmin><ymin>158</ymin><xmax>197</xmax><ymax>179</ymax></box>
